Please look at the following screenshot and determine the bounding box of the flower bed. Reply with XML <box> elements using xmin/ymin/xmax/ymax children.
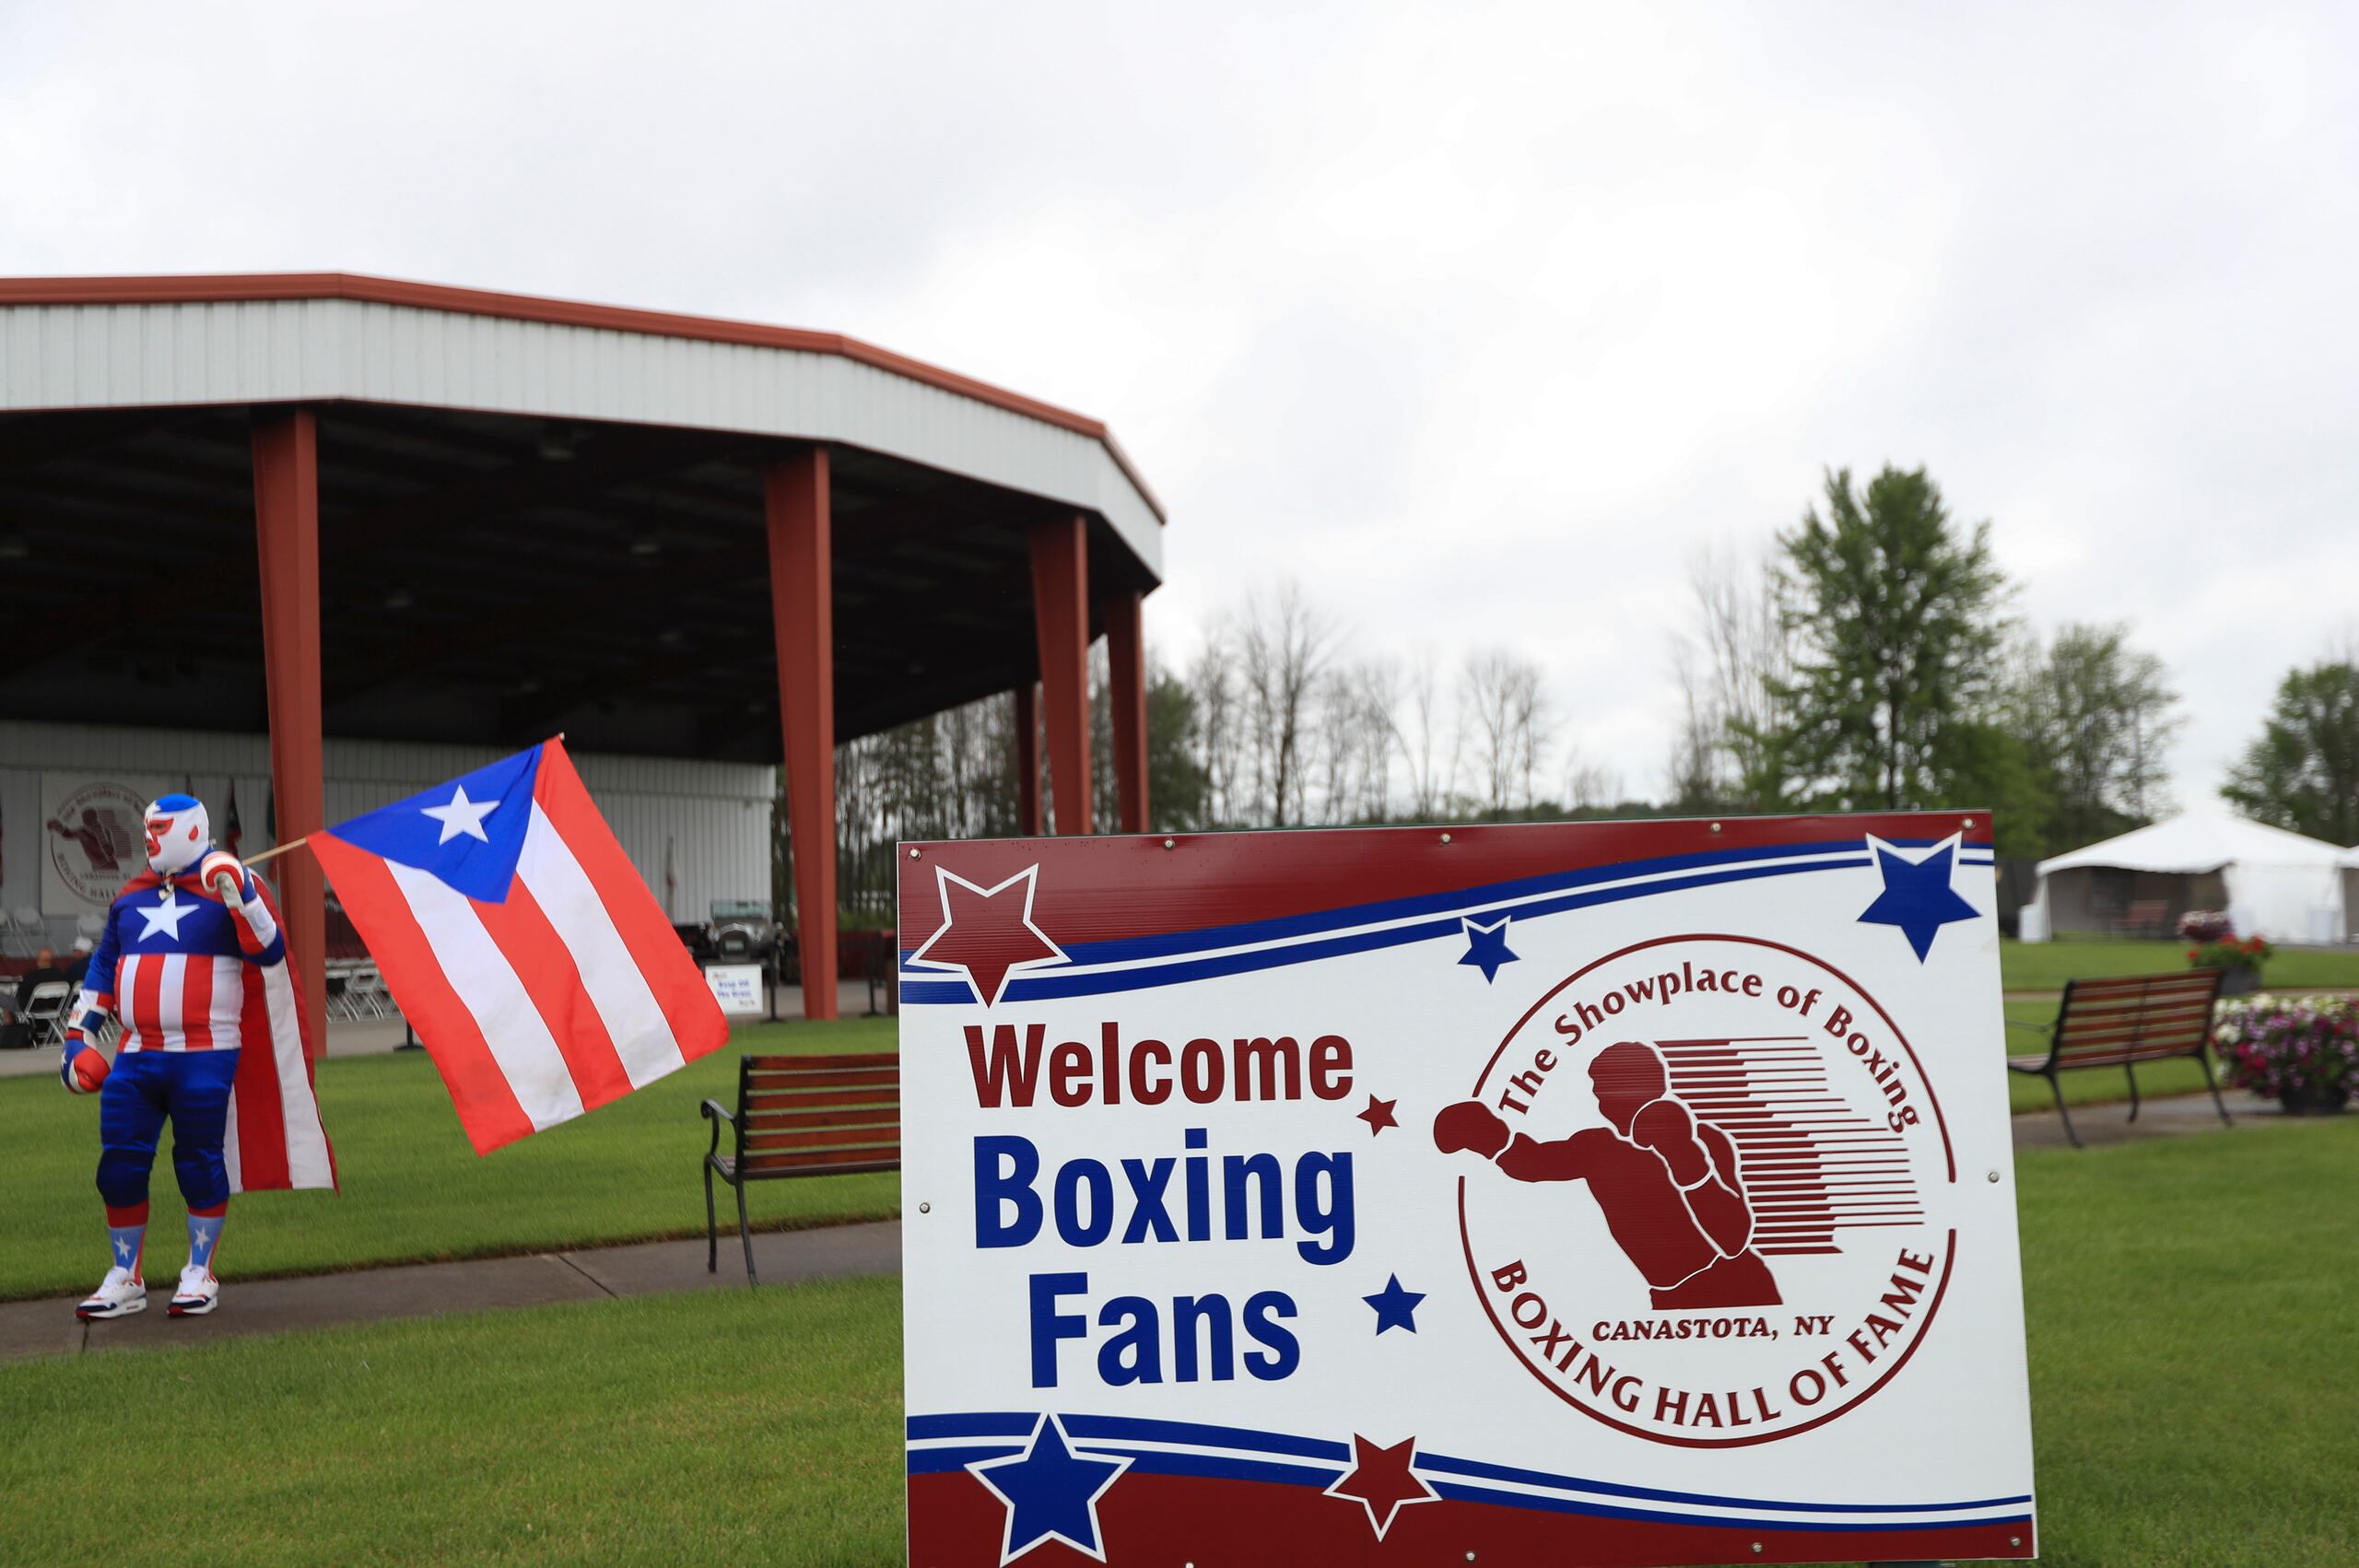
<box><xmin>2212</xmin><ymin>995</ymin><xmax>2358</xmax><ymax>1110</ymax></box>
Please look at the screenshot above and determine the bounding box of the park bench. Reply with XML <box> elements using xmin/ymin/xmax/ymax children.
<box><xmin>700</xmin><ymin>1052</ymin><xmax>898</xmax><ymax>1286</ymax></box>
<box><xmin>2114</xmin><ymin>898</ymin><xmax>2172</xmax><ymax>938</ymax></box>
<box><xmin>2007</xmin><ymin>969</ymin><xmax>2230</xmax><ymax>1148</ymax></box>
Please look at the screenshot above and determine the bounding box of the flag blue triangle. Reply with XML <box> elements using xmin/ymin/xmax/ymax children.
<box><xmin>325</xmin><ymin>745</ymin><xmax>543</xmax><ymax>903</ymax></box>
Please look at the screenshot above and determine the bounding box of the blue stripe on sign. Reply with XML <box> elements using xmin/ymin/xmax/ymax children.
<box><xmin>1416</xmin><ymin>1451</ymin><xmax>2034</xmax><ymax>1515</ymax></box>
<box><xmin>903</xmin><ymin>851</ymin><xmax>1954</xmax><ymax>1004</ymax></box>
<box><xmin>903</xmin><ymin>835</ymin><xmax>1991</xmax><ymax>974</ymax></box>
<box><xmin>1428</xmin><ymin>1480</ymin><xmax>2034</xmax><ymax>1534</ymax></box>
<box><xmin>907</xmin><ymin>1444</ymin><xmax>1024</xmax><ymax>1474</ymax></box>
<box><xmin>1061</xmin><ymin>1412</ymin><xmax>1352</xmax><ymax>1462</ymax></box>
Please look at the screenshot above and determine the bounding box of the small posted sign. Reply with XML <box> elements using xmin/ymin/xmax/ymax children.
<box><xmin>898</xmin><ymin>813</ymin><xmax>2036</xmax><ymax>1566</ymax></box>
<box><xmin>702</xmin><ymin>963</ymin><xmax>765</xmax><ymax>1018</ymax></box>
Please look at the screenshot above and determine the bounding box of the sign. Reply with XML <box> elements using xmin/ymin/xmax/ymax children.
<box><xmin>898</xmin><ymin>814</ymin><xmax>2036</xmax><ymax>1565</ymax></box>
<box><xmin>41</xmin><ymin>775</ymin><xmax>159</xmax><ymax>915</ymax></box>
<box><xmin>702</xmin><ymin>963</ymin><xmax>765</xmax><ymax>1017</ymax></box>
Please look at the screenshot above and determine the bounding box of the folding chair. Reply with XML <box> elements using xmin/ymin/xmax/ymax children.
<box><xmin>5</xmin><ymin>908</ymin><xmax>42</xmax><ymax>959</ymax></box>
<box><xmin>19</xmin><ymin>981</ymin><xmax>73</xmax><ymax>1050</ymax></box>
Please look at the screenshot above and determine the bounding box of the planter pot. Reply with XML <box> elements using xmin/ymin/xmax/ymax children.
<box><xmin>2276</xmin><ymin>1082</ymin><xmax>2351</xmax><ymax>1115</ymax></box>
<box><xmin>2214</xmin><ymin>965</ymin><xmax>2262</xmax><ymax>996</ymax></box>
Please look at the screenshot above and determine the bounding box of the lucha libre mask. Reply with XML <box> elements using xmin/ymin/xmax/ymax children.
<box><xmin>143</xmin><ymin>794</ymin><xmax>211</xmax><ymax>876</ymax></box>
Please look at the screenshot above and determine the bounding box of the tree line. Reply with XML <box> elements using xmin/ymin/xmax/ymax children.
<box><xmin>780</xmin><ymin>463</ymin><xmax>2359</xmax><ymax>927</ymax></box>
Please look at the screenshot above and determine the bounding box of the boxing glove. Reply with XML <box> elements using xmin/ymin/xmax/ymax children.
<box><xmin>60</xmin><ymin>1031</ymin><xmax>110</xmax><ymax>1094</ymax></box>
<box><xmin>1433</xmin><ymin>1099</ymin><xmax>1511</xmax><ymax>1159</ymax></box>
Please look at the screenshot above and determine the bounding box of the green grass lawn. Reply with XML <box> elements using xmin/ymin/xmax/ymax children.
<box><xmin>0</xmin><ymin>1018</ymin><xmax>900</xmax><ymax>1303</ymax></box>
<box><xmin>3</xmin><ymin>1000</ymin><xmax>2278</xmax><ymax>1302</ymax></box>
<box><xmin>2000</xmin><ymin>938</ymin><xmax>2359</xmax><ymax>993</ymax></box>
<box><xmin>2</xmin><ymin>1121</ymin><xmax>2352</xmax><ymax>1566</ymax></box>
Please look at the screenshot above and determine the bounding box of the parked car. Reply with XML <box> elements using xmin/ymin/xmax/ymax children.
<box><xmin>706</xmin><ymin>899</ymin><xmax>780</xmax><ymax>964</ymax></box>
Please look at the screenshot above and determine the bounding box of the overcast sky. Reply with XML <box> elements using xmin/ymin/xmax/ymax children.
<box><xmin>6</xmin><ymin>1</ymin><xmax>2353</xmax><ymax>805</ymax></box>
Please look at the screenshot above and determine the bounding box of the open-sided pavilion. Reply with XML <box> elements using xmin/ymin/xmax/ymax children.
<box><xmin>0</xmin><ymin>273</ymin><xmax>1162</xmax><ymax>1039</ymax></box>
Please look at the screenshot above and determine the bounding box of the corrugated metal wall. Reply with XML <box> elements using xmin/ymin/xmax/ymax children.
<box><xmin>0</xmin><ymin>720</ymin><xmax>772</xmax><ymax>941</ymax></box>
<box><xmin>0</xmin><ymin>298</ymin><xmax>1162</xmax><ymax>577</ymax></box>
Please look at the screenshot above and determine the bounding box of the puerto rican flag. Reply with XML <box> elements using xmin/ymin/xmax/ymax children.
<box><xmin>311</xmin><ymin>739</ymin><xmax>728</xmax><ymax>1153</ymax></box>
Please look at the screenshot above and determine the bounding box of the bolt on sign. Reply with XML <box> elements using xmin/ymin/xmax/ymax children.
<box><xmin>898</xmin><ymin>814</ymin><xmax>2036</xmax><ymax>1566</ymax></box>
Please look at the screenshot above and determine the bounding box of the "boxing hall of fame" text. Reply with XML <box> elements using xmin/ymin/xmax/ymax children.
<box><xmin>898</xmin><ymin>814</ymin><xmax>2036</xmax><ymax>1567</ymax></box>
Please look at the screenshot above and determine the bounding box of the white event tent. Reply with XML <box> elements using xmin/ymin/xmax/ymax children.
<box><xmin>2021</xmin><ymin>811</ymin><xmax>2352</xmax><ymax>945</ymax></box>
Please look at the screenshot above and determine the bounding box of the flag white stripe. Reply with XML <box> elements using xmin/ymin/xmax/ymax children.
<box><xmin>259</xmin><ymin>957</ymin><xmax>335</xmax><ymax>1188</ymax></box>
<box><xmin>517</xmin><ymin>803</ymin><xmax>687</xmax><ymax>1090</ymax></box>
<box><xmin>156</xmin><ymin>954</ymin><xmax>186</xmax><ymax>1049</ymax></box>
<box><xmin>117</xmin><ymin>954</ymin><xmax>147</xmax><ymax>1048</ymax></box>
<box><xmin>386</xmin><ymin>859</ymin><xmax>587</xmax><ymax>1132</ymax></box>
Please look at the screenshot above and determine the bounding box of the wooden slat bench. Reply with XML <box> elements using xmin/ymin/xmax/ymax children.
<box><xmin>2115</xmin><ymin>898</ymin><xmax>2172</xmax><ymax>939</ymax></box>
<box><xmin>2007</xmin><ymin>969</ymin><xmax>2230</xmax><ymax>1147</ymax></box>
<box><xmin>701</xmin><ymin>1052</ymin><xmax>898</xmax><ymax>1285</ymax></box>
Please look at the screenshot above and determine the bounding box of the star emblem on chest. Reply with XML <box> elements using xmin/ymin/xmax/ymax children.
<box><xmin>136</xmin><ymin>890</ymin><xmax>198</xmax><ymax>942</ymax></box>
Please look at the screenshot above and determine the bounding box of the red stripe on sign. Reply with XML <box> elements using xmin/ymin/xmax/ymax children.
<box><xmin>532</xmin><ymin>740</ymin><xmax>727</xmax><ymax>1065</ymax></box>
<box><xmin>314</xmin><ymin>832</ymin><xmax>535</xmax><ymax>1154</ymax></box>
<box><xmin>232</xmin><ymin>965</ymin><xmax>292</xmax><ymax>1189</ymax></box>
<box><xmin>894</xmin><ymin>811</ymin><xmax>1993</xmax><ymax>949</ymax></box>
<box><xmin>132</xmin><ymin>955</ymin><xmax>165</xmax><ymax>1050</ymax></box>
<box><xmin>181</xmin><ymin>954</ymin><xmax>216</xmax><ymax>1050</ymax></box>
<box><xmin>475</xmin><ymin>876</ymin><xmax>636</xmax><ymax>1113</ymax></box>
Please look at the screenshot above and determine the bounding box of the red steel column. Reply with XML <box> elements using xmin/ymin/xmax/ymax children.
<box><xmin>765</xmin><ymin>448</ymin><xmax>838</xmax><ymax>1020</ymax></box>
<box><xmin>1028</xmin><ymin>516</ymin><xmax>1092</xmax><ymax>835</ymax></box>
<box><xmin>1103</xmin><ymin>591</ymin><xmax>1148</xmax><ymax>833</ymax></box>
<box><xmin>252</xmin><ymin>411</ymin><xmax>328</xmax><ymax>1059</ymax></box>
<box><xmin>1015</xmin><ymin>682</ymin><xmax>1044</xmax><ymax>836</ymax></box>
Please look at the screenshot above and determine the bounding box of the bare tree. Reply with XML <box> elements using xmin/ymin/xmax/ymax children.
<box><xmin>1462</xmin><ymin>649</ymin><xmax>1547</xmax><ymax>814</ymax></box>
<box><xmin>1235</xmin><ymin>582</ymin><xmax>1336</xmax><ymax>827</ymax></box>
<box><xmin>1668</xmin><ymin>539</ymin><xmax>1791</xmax><ymax>810</ymax></box>
<box><xmin>1389</xmin><ymin>646</ymin><xmax>1457</xmax><ymax>820</ymax></box>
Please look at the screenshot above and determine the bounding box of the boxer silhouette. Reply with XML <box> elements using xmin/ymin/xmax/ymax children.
<box><xmin>1437</xmin><ymin>1040</ymin><xmax>1780</xmax><ymax>1309</ymax></box>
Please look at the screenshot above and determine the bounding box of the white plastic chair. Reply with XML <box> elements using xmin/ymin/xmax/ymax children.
<box><xmin>5</xmin><ymin>908</ymin><xmax>42</xmax><ymax>958</ymax></box>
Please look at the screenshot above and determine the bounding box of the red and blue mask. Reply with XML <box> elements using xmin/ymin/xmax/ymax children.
<box><xmin>142</xmin><ymin>794</ymin><xmax>211</xmax><ymax>876</ymax></box>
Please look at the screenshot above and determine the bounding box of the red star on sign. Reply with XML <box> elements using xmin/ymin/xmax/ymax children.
<box><xmin>1357</xmin><ymin>1094</ymin><xmax>1399</xmax><ymax>1136</ymax></box>
<box><xmin>1324</xmin><ymin>1434</ymin><xmax>1438</xmax><ymax>1540</ymax></box>
<box><xmin>905</xmin><ymin>865</ymin><xmax>1067</xmax><ymax>1006</ymax></box>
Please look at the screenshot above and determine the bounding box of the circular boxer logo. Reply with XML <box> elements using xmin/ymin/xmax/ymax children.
<box><xmin>1441</xmin><ymin>934</ymin><xmax>1958</xmax><ymax>1446</ymax></box>
<box><xmin>45</xmin><ymin>783</ymin><xmax>147</xmax><ymax>907</ymax></box>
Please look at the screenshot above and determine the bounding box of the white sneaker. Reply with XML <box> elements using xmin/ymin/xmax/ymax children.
<box><xmin>76</xmin><ymin>1266</ymin><xmax>147</xmax><ymax>1321</ymax></box>
<box><xmin>169</xmin><ymin>1265</ymin><xmax>220</xmax><ymax>1317</ymax></box>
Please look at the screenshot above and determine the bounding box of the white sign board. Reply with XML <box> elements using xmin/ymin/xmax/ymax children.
<box><xmin>702</xmin><ymin>963</ymin><xmax>765</xmax><ymax>1017</ymax></box>
<box><xmin>898</xmin><ymin>813</ymin><xmax>2036</xmax><ymax>1565</ymax></box>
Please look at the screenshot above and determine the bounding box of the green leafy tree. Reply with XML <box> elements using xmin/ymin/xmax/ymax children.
<box><xmin>2223</xmin><ymin>661</ymin><xmax>2359</xmax><ymax>845</ymax></box>
<box><xmin>1144</xmin><ymin>665</ymin><xmax>1210</xmax><ymax>830</ymax></box>
<box><xmin>2006</xmin><ymin>622</ymin><xmax>2181</xmax><ymax>852</ymax></box>
<box><xmin>1752</xmin><ymin>466</ymin><xmax>2012</xmax><ymax>813</ymax></box>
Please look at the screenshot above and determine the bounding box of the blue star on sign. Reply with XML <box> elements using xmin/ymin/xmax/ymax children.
<box><xmin>1856</xmin><ymin>835</ymin><xmax>1979</xmax><ymax>962</ymax></box>
<box><xmin>1458</xmin><ymin>916</ymin><xmax>1519</xmax><ymax>983</ymax></box>
<box><xmin>1364</xmin><ymin>1274</ymin><xmax>1426</xmax><ymax>1334</ymax></box>
<box><xmin>967</xmin><ymin>1413</ymin><xmax>1131</xmax><ymax>1562</ymax></box>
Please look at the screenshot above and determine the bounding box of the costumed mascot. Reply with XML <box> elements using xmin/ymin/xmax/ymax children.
<box><xmin>62</xmin><ymin>792</ymin><xmax>336</xmax><ymax>1321</ymax></box>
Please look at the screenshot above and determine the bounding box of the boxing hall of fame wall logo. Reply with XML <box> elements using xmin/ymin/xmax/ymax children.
<box><xmin>46</xmin><ymin>781</ymin><xmax>148</xmax><ymax>907</ymax></box>
<box><xmin>1438</xmin><ymin>932</ymin><xmax>1958</xmax><ymax>1448</ymax></box>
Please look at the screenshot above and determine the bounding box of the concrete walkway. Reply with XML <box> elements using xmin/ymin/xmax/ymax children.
<box><xmin>0</xmin><ymin>1221</ymin><xmax>900</xmax><ymax>1365</ymax></box>
<box><xmin>2008</xmin><ymin>1087</ymin><xmax>2306</xmax><ymax>1150</ymax></box>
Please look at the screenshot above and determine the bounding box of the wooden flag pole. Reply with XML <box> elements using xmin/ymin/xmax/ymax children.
<box><xmin>241</xmin><ymin>836</ymin><xmax>311</xmax><ymax>869</ymax></box>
